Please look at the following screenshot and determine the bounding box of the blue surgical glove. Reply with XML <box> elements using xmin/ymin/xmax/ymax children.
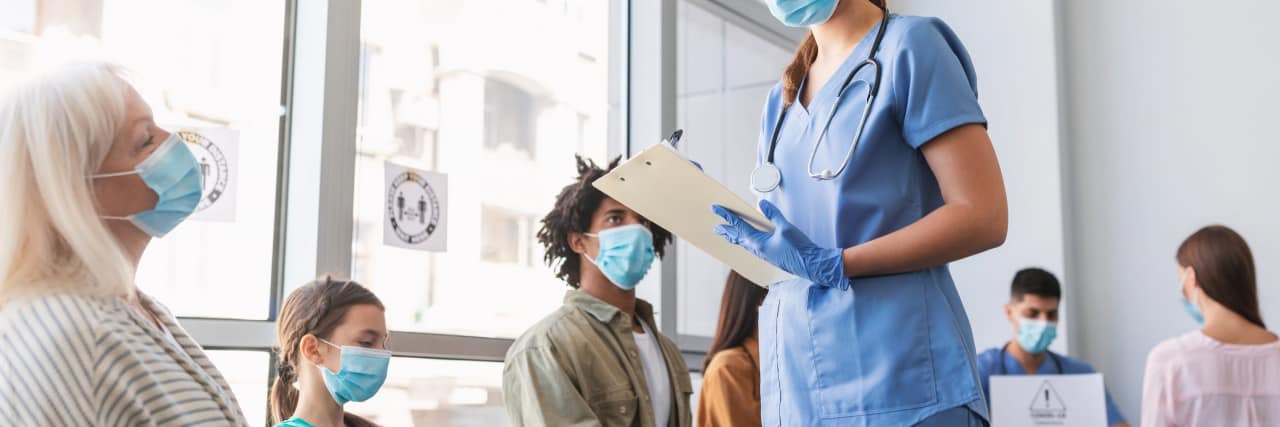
<box><xmin>712</xmin><ymin>200</ymin><xmax>849</xmax><ymax>290</ymax></box>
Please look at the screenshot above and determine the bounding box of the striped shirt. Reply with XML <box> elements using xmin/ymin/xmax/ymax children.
<box><xmin>0</xmin><ymin>292</ymin><xmax>249</xmax><ymax>426</ymax></box>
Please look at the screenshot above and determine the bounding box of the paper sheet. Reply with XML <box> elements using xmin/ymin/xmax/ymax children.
<box><xmin>383</xmin><ymin>162</ymin><xmax>448</xmax><ymax>252</ymax></box>
<box><xmin>180</xmin><ymin>127</ymin><xmax>238</xmax><ymax>222</ymax></box>
<box><xmin>990</xmin><ymin>373</ymin><xmax>1107</xmax><ymax>427</ymax></box>
<box><xmin>592</xmin><ymin>143</ymin><xmax>793</xmax><ymax>287</ymax></box>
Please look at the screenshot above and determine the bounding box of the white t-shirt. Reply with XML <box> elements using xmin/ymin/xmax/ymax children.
<box><xmin>634</xmin><ymin>319</ymin><xmax>671</xmax><ymax>426</ymax></box>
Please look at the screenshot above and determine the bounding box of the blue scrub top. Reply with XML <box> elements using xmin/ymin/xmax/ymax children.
<box><xmin>755</xmin><ymin>15</ymin><xmax>990</xmax><ymax>427</ymax></box>
<box><xmin>977</xmin><ymin>348</ymin><xmax>1128</xmax><ymax>426</ymax></box>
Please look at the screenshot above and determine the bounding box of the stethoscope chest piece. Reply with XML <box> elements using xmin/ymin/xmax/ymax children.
<box><xmin>751</xmin><ymin>163</ymin><xmax>782</xmax><ymax>193</ymax></box>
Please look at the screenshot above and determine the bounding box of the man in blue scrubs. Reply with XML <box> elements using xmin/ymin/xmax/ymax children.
<box><xmin>977</xmin><ymin>268</ymin><xmax>1129</xmax><ymax>427</ymax></box>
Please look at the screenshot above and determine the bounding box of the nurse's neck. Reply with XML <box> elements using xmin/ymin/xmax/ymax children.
<box><xmin>1008</xmin><ymin>340</ymin><xmax>1048</xmax><ymax>374</ymax></box>
<box><xmin>810</xmin><ymin>0</ymin><xmax>885</xmax><ymax>65</ymax></box>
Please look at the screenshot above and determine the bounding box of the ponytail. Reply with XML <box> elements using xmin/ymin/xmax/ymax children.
<box><xmin>269</xmin><ymin>363</ymin><xmax>299</xmax><ymax>424</ymax></box>
<box><xmin>781</xmin><ymin>33</ymin><xmax>818</xmax><ymax>109</ymax></box>
<box><xmin>781</xmin><ymin>0</ymin><xmax>886</xmax><ymax>108</ymax></box>
<box><xmin>270</xmin><ymin>363</ymin><xmax>378</xmax><ymax>427</ymax></box>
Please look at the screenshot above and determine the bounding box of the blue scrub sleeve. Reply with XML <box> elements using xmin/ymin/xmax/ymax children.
<box><xmin>890</xmin><ymin>17</ymin><xmax>987</xmax><ymax>149</ymax></box>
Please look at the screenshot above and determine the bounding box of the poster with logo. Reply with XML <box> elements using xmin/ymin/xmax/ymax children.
<box><xmin>990</xmin><ymin>373</ymin><xmax>1106</xmax><ymax>427</ymax></box>
<box><xmin>383</xmin><ymin>162</ymin><xmax>448</xmax><ymax>252</ymax></box>
<box><xmin>180</xmin><ymin>127</ymin><xmax>239</xmax><ymax>222</ymax></box>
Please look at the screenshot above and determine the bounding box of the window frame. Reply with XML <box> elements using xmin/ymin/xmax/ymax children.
<box><xmin>179</xmin><ymin>0</ymin><xmax>649</xmax><ymax>370</ymax></box>
<box><xmin>170</xmin><ymin>2</ymin><xmax>800</xmax><ymax>424</ymax></box>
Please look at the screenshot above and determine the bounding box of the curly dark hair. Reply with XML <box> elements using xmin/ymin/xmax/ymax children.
<box><xmin>537</xmin><ymin>155</ymin><xmax>673</xmax><ymax>288</ymax></box>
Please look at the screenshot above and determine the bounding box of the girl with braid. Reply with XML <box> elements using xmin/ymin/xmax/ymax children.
<box><xmin>270</xmin><ymin>277</ymin><xmax>391</xmax><ymax>427</ymax></box>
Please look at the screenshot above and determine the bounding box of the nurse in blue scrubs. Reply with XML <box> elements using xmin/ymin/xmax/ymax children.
<box><xmin>712</xmin><ymin>0</ymin><xmax>1008</xmax><ymax>425</ymax></box>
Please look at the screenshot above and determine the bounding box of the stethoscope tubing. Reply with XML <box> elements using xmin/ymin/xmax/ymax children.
<box><xmin>754</xmin><ymin>6</ymin><xmax>891</xmax><ymax>193</ymax></box>
<box><xmin>998</xmin><ymin>341</ymin><xmax>1063</xmax><ymax>375</ymax></box>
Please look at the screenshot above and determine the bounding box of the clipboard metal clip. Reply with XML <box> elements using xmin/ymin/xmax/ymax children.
<box><xmin>665</xmin><ymin>129</ymin><xmax>683</xmax><ymax>148</ymax></box>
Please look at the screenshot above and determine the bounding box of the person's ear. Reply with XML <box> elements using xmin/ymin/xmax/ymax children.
<box><xmin>569</xmin><ymin>232</ymin><xmax>587</xmax><ymax>256</ymax></box>
<box><xmin>299</xmin><ymin>334</ymin><xmax>326</xmax><ymax>367</ymax></box>
<box><xmin>1180</xmin><ymin>267</ymin><xmax>1200</xmax><ymax>299</ymax></box>
<box><xmin>1005</xmin><ymin>303</ymin><xmax>1017</xmax><ymax>325</ymax></box>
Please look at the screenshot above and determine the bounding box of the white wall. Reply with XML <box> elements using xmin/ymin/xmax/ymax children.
<box><xmin>1060</xmin><ymin>1</ymin><xmax>1280</xmax><ymax>420</ymax></box>
<box><xmin>893</xmin><ymin>0</ymin><xmax>1072</xmax><ymax>354</ymax></box>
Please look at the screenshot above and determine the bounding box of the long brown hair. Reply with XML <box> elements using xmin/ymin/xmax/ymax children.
<box><xmin>704</xmin><ymin>271</ymin><xmax>768</xmax><ymax>371</ymax></box>
<box><xmin>782</xmin><ymin>0</ymin><xmax>887</xmax><ymax>108</ymax></box>
<box><xmin>270</xmin><ymin>276</ymin><xmax>385</xmax><ymax>426</ymax></box>
<box><xmin>1177</xmin><ymin>225</ymin><xmax>1265</xmax><ymax>328</ymax></box>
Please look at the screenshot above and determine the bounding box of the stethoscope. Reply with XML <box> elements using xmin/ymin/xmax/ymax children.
<box><xmin>998</xmin><ymin>342</ymin><xmax>1063</xmax><ymax>375</ymax></box>
<box><xmin>751</xmin><ymin>6</ymin><xmax>891</xmax><ymax>193</ymax></box>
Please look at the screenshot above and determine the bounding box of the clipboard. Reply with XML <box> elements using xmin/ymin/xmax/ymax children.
<box><xmin>592</xmin><ymin>142</ymin><xmax>793</xmax><ymax>287</ymax></box>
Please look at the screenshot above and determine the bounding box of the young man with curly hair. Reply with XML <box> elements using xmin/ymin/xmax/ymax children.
<box><xmin>502</xmin><ymin>156</ymin><xmax>692</xmax><ymax>427</ymax></box>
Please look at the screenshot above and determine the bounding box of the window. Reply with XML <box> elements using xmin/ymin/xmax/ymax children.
<box><xmin>346</xmin><ymin>358</ymin><xmax>506</xmax><ymax>427</ymax></box>
<box><xmin>204</xmin><ymin>350</ymin><xmax>271</xmax><ymax>426</ymax></box>
<box><xmin>351</xmin><ymin>0</ymin><xmax>618</xmax><ymax>338</ymax></box>
<box><xmin>480</xmin><ymin>206</ymin><xmax>535</xmax><ymax>266</ymax></box>
<box><xmin>483</xmin><ymin>78</ymin><xmax>537</xmax><ymax>158</ymax></box>
<box><xmin>0</xmin><ymin>0</ymin><xmax>289</xmax><ymax>320</ymax></box>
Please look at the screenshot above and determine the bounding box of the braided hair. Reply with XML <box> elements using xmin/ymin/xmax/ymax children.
<box><xmin>269</xmin><ymin>276</ymin><xmax>384</xmax><ymax>426</ymax></box>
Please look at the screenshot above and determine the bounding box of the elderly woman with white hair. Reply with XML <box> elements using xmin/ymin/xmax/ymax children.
<box><xmin>0</xmin><ymin>61</ymin><xmax>248</xmax><ymax>426</ymax></box>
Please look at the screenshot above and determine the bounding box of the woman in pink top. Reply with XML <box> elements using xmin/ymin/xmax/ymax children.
<box><xmin>1142</xmin><ymin>225</ymin><xmax>1280</xmax><ymax>427</ymax></box>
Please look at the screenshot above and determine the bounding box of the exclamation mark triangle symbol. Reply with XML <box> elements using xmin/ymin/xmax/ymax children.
<box><xmin>1029</xmin><ymin>380</ymin><xmax>1068</xmax><ymax>410</ymax></box>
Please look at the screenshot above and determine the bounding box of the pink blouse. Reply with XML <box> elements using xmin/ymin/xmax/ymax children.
<box><xmin>1142</xmin><ymin>330</ymin><xmax>1280</xmax><ymax>427</ymax></box>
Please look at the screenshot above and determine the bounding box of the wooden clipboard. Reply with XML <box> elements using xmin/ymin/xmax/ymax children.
<box><xmin>592</xmin><ymin>143</ymin><xmax>793</xmax><ymax>287</ymax></box>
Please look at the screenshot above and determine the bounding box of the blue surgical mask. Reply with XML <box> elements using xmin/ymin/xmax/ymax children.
<box><xmin>93</xmin><ymin>133</ymin><xmax>203</xmax><ymax>237</ymax></box>
<box><xmin>318</xmin><ymin>339</ymin><xmax>392</xmax><ymax>405</ymax></box>
<box><xmin>1016</xmin><ymin>318</ymin><xmax>1057</xmax><ymax>354</ymax></box>
<box><xmin>1183</xmin><ymin>298</ymin><xmax>1205</xmax><ymax>326</ymax></box>
<box><xmin>767</xmin><ymin>0</ymin><xmax>840</xmax><ymax>27</ymax></box>
<box><xmin>585</xmin><ymin>224</ymin><xmax>656</xmax><ymax>290</ymax></box>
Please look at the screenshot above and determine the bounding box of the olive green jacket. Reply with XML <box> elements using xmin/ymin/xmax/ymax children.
<box><xmin>503</xmin><ymin>289</ymin><xmax>693</xmax><ymax>427</ymax></box>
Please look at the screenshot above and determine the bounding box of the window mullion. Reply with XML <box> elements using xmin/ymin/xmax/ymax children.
<box><xmin>281</xmin><ymin>0</ymin><xmax>363</xmax><ymax>297</ymax></box>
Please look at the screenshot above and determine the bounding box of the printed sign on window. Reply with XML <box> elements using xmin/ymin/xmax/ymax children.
<box><xmin>383</xmin><ymin>162</ymin><xmax>448</xmax><ymax>252</ymax></box>
<box><xmin>182</xmin><ymin>127</ymin><xmax>239</xmax><ymax>222</ymax></box>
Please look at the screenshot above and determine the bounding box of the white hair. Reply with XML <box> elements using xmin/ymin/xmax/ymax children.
<box><xmin>0</xmin><ymin>61</ymin><xmax>137</xmax><ymax>304</ymax></box>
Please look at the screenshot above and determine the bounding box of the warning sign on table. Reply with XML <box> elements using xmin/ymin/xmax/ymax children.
<box><xmin>1029</xmin><ymin>380</ymin><xmax>1068</xmax><ymax>422</ymax></box>
<box><xmin>991</xmin><ymin>374</ymin><xmax>1105</xmax><ymax>427</ymax></box>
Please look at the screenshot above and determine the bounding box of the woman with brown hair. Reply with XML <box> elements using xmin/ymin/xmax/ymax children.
<box><xmin>270</xmin><ymin>277</ymin><xmax>391</xmax><ymax>427</ymax></box>
<box><xmin>697</xmin><ymin>271</ymin><xmax>768</xmax><ymax>427</ymax></box>
<box><xmin>1141</xmin><ymin>225</ymin><xmax>1279</xmax><ymax>426</ymax></box>
<box><xmin>711</xmin><ymin>0</ymin><xmax>1005</xmax><ymax>425</ymax></box>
